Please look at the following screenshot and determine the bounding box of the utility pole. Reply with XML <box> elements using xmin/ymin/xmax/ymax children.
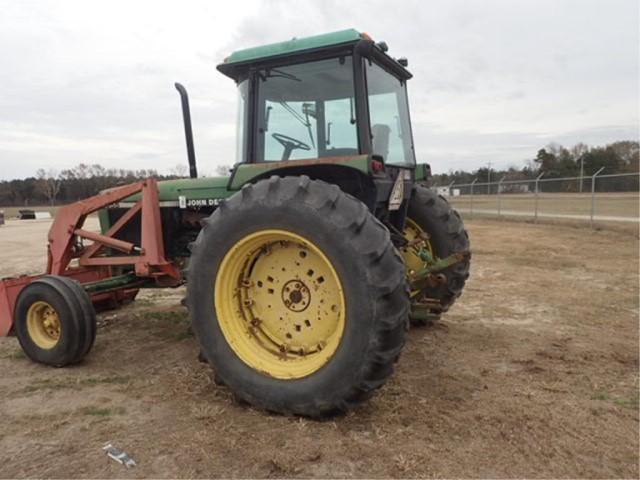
<box><xmin>579</xmin><ymin>154</ymin><xmax>585</xmax><ymax>193</ymax></box>
<box><xmin>590</xmin><ymin>167</ymin><xmax>605</xmax><ymax>228</ymax></box>
<box><xmin>487</xmin><ymin>161</ymin><xmax>492</xmax><ymax>194</ymax></box>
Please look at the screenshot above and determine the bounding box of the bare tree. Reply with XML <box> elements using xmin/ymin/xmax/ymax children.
<box><xmin>36</xmin><ymin>169</ymin><xmax>62</xmax><ymax>206</ymax></box>
<box><xmin>170</xmin><ymin>164</ymin><xmax>189</xmax><ymax>178</ymax></box>
<box><xmin>570</xmin><ymin>142</ymin><xmax>589</xmax><ymax>160</ymax></box>
<box><xmin>214</xmin><ymin>164</ymin><xmax>232</xmax><ymax>176</ymax></box>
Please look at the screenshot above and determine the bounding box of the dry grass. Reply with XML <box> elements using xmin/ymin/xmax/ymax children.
<box><xmin>450</xmin><ymin>191</ymin><xmax>639</xmax><ymax>218</ymax></box>
<box><xmin>0</xmin><ymin>219</ymin><xmax>637</xmax><ymax>478</ymax></box>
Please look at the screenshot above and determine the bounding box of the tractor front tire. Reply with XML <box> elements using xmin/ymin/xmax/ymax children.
<box><xmin>402</xmin><ymin>185</ymin><xmax>470</xmax><ymax>325</ymax></box>
<box><xmin>188</xmin><ymin>176</ymin><xmax>409</xmax><ymax>417</ymax></box>
<box><xmin>14</xmin><ymin>275</ymin><xmax>96</xmax><ymax>366</ymax></box>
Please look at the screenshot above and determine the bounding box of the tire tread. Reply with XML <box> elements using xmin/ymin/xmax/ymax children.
<box><xmin>189</xmin><ymin>175</ymin><xmax>409</xmax><ymax>417</ymax></box>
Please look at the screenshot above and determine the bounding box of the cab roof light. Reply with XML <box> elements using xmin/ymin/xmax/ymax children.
<box><xmin>376</xmin><ymin>41</ymin><xmax>389</xmax><ymax>52</ymax></box>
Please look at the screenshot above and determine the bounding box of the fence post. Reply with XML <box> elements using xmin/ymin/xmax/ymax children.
<box><xmin>534</xmin><ymin>171</ymin><xmax>544</xmax><ymax>223</ymax></box>
<box><xmin>497</xmin><ymin>176</ymin><xmax>506</xmax><ymax>217</ymax></box>
<box><xmin>470</xmin><ymin>178</ymin><xmax>478</xmax><ymax>219</ymax></box>
<box><xmin>590</xmin><ymin>167</ymin><xmax>605</xmax><ymax>228</ymax></box>
<box><xmin>448</xmin><ymin>180</ymin><xmax>455</xmax><ymax>197</ymax></box>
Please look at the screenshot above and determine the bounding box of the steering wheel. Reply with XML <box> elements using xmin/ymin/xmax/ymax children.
<box><xmin>272</xmin><ymin>133</ymin><xmax>311</xmax><ymax>161</ymax></box>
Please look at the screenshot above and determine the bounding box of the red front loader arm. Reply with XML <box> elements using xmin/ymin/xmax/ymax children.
<box><xmin>0</xmin><ymin>179</ymin><xmax>181</xmax><ymax>336</ymax></box>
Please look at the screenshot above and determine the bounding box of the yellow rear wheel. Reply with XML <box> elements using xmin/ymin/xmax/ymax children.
<box><xmin>403</xmin><ymin>186</ymin><xmax>471</xmax><ymax>324</ymax></box>
<box><xmin>188</xmin><ymin>176</ymin><xmax>409</xmax><ymax>416</ymax></box>
<box><xmin>400</xmin><ymin>218</ymin><xmax>434</xmax><ymax>298</ymax></box>
<box><xmin>215</xmin><ymin>229</ymin><xmax>345</xmax><ymax>379</ymax></box>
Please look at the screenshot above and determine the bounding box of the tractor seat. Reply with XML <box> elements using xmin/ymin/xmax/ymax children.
<box><xmin>371</xmin><ymin>124</ymin><xmax>391</xmax><ymax>161</ymax></box>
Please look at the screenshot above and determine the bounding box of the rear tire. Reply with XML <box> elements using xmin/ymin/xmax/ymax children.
<box><xmin>403</xmin><ymin>186</ymin><xmax>470</xmax><ymax>325</ymax></box>
<box><xmin>14</xmin><ymin>275</ymin><xmax>96</xmax><ymax>366</ymax></box>
<box><xmin>188</xmin><ymin>176</ymin><xmax>409</xmax><ymax>417</ymax></box>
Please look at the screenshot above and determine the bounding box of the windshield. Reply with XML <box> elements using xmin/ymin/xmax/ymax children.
<box><xmin>255</xmin><ymin>57</ymin><xmax>358</xmax><ymax>162</ymax></box>
<box><xmin>366</xmin><ymin>61</ymin><xmax>416</xmax><ymax>166</ymax></box>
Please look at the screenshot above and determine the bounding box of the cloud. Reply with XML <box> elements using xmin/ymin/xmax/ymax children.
<box><xmin>0</xmin><ymin>0</ymin><xmax>637</xmax><ymax>180</ymax></box>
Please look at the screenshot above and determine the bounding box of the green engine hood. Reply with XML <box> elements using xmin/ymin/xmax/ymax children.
<box><xmin>123</xmin><ymin>176</ymin><xmax>233</xmax><ymax>205</ymax></box>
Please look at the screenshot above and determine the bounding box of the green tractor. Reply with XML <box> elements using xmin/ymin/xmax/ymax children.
<box><xmin>9</xmin><ymin>29</ymin><xmax>470</xmax><ymax>417</ymax></box>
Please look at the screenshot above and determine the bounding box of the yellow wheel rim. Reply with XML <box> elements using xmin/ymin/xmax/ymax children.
<box><xmin>400</xmin><ymin>218</ymin><xmax>435</xmax><ymax>298</ymax></box>
<box><xmin>215</xmin><ymin>229</ymin><xmax>346</xmax><ymax>379</ymax></box>
<box><xmin>26</xmin><ymin>301</ymin><xmax>61</xmax><ymax>349</ymax></box>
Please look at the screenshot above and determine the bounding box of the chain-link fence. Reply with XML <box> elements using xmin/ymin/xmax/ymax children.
<box><xmin>434</xmin><ymin>171</ymin><xmax>639</xmax><ymax>227</ymax></box>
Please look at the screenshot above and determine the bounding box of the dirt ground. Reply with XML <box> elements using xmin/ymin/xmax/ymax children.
<box><xmin>0</xmin><ymin>218</ymin><xmax>638</xmax><ymax>478</ymax></box>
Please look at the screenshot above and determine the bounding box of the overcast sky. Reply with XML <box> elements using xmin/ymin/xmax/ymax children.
<box><xmin>0</xmin><ymin>0</ymin><xmax>638</xmax><ymax>180</ymax></box>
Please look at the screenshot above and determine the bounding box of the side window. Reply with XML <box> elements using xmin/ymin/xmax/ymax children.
<box><xmin>368</xmin><ymin>93</ymin><xmax>402</xmax><ymax>163</ymax></box>
<box><xmin>366</xmin><ymin>62</ymin><xmax>415</xmax><ymax>166</ymax></box>
<box><xmin>324</xmin><ymin>98</ymin><xmax>358</xmax><ymax>154</ymax></box>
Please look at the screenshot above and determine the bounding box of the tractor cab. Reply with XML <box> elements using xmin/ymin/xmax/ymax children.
<box><xmin>218</xmin><ymin>29</ymin><xmax>416</xmax><ymax>169</ymax></box>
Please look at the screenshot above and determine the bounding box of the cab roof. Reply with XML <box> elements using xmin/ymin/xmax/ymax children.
<box><xmin>217</xmin><ymin>29</ymin><xmax>412</xmax><ymax>82</ymax></box>
<box><xmin>222</xmin><ymin>28</ymin><xmax>363</xmax><ymax>66</ymax></box>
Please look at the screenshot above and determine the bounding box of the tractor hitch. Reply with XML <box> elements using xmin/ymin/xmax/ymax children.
<box><xmin>407</xmin><ymin>250</ymin><xmax>470</xmax><ymax>323</ymax></box>
<box><xmin>408</xmin><ymin>250</ymin><xmax>471</xmax><ymax>291</ymax></box>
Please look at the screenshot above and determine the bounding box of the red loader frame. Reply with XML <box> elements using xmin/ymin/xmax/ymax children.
<box><xmin>0</xmin><ymin>179</ymin><xmax>182</xmax><ymax>336</ymax></box>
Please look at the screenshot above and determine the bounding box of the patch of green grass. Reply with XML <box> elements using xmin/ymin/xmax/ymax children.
<box><xmin>141</xmin><ymin>309</ymin><xmax>188</xmax><ymax>324</ymax></box>
<box><xmin>80</xmin><ymin>406</ymin><xmax>126</xmax><ymax>417</ymax></box>
<box><xmin>141</xmin><ymin>308</ymin><xmax>192</xmax><ymax>341</ymax></box>
<box><xmin>0</xmin><ymin>349</ymin><xmax>26</xmax><ymax>360</ymax></box>
<box><xmin>132</xmin><ymin>298</ymin><xmax>155</xmax><ymax>307</ymax></box>
<box><xmin>81</xmin><ymin>375</ymin><xmax>131</xmax><ymax>386</ymax></box>
<box><xmin>591</xmin><ymin>391</ymin><xmax>610</xmax><ymax>401</ymax></box>
<box><xmin>614</xmin><ymin>393</ymin><xmax>640</xmax><ymax>410</ymax></box>
<box><xmin>591</xmin><ymin>390</ymin><xmax>639</xmax><ymax>410</ymax></box>
<box><xmin>170</xmin><ymin>329</ymin><xmax>193</xmax><ymax>341</ymax></box>
<box><xmin>21</xmin><ymin>375</ymin><xmax>131</xmax><ymax>393</ymax></box>
<box><xmin>510</xmin><ymin>255</ymin><xmax>582</xmax><ymax>269</ymax></box>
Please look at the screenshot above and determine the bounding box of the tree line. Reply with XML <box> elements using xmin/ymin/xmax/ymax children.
<box><xmin>432</xmin><ymin>140</ymin><xmax>639</xmax><ymax>192</ymax></box>
<box><xmin>0</xmin><ymin>164</ymin><xmax>188</xmax><ymax>207</ymax></box>
<box><xmin>1</xmin><ymin>140</ymin><xmax>638</xmax><ymax>206</ymax></box>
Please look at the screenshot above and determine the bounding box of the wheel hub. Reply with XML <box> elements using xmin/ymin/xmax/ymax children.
<box><xmin>401</xmin><ymin>218</ymin><xmax>435</xmax><ymax>297</ymax></box>
<box><xmin>26</xmin><ymin>301</ymin><xmax>61</xmax><ymax>349</ymax></box>
<box><xmin>282</xmin><ymin>280</ymin><xmax>310</xmax><ymax>312</ymax></box>
<box><xmin>215</xmin><ymin>229</ymin><xmax>345</xmax><ymax>379</ymax></box>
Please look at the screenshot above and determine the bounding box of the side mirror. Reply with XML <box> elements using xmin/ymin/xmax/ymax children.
<box><xmin>415</xmin><ymin>163</ymin><xmax>432</xmax><ymax>181</ymax></box>
<box><xmin>302</xmin><ymin>103</ymin><xmax>316</xmax><ymax>119</ymax></box>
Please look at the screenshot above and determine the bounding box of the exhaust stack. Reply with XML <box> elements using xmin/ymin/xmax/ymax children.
<box><xmin>174</xmin><ymin>83</ymin><xmax>198</xmax><ymax>179</ymax></box>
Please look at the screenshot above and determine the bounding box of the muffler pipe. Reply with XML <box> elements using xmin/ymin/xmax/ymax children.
<box><xmin>174</xmin><ymin>82</ymin><xmax>198</xmax><ymax>179</ymax></box>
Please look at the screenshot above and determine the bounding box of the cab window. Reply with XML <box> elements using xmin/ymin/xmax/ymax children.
<box><xmin>256</xmin><ymin>57</ymin><xmax>358</xmax><ymax>162</ymax></box>
<box><xmin>366</xmin><ymin>61</ymin><xmax>416</xmax><ymax>166</ymax></box>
